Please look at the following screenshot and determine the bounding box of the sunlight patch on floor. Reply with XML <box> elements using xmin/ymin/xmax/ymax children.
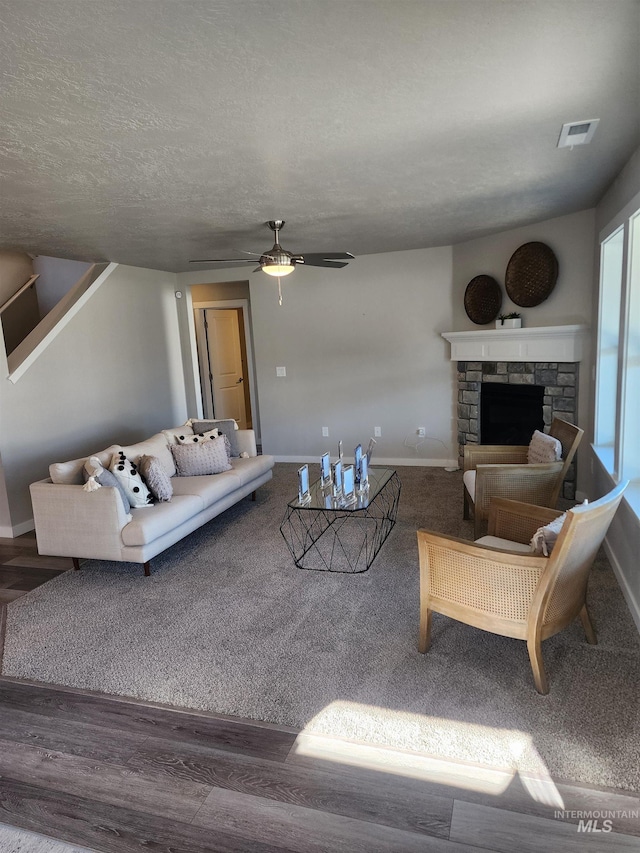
<box><xmin>293</xmin><ymin>700</ymin><xmax>564</xmax><ymax>807</ymax></box>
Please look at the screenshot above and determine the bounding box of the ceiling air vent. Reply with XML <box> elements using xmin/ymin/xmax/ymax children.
<box><xmin>557</xmin><ymin>119</ymin><xmax>599</xmax><ymax>148</ymax></box>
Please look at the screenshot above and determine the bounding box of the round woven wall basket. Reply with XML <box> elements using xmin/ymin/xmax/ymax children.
<box><xmin>464</xmin><ymin>275</ymin><xmax>502</xmax><ymax>325</ymax></box>
<box><xmin>505</xmin><ymin>242</ymin><xmax>558</xmax><ymax>307</ymax></box>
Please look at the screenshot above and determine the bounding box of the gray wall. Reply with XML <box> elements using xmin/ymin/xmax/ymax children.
<box><xmin>0</xmin><ymin>264</ymin><xmax>188</xmax><ymax>532</ymax></box>
<box><xmin>181</xmin><ymin>248</ymin><xmax>457</xmax><ymax>465</ymax></box>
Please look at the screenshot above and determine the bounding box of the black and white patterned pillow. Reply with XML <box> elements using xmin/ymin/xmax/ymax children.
<box><xmin>109</xmin><ymin>451</ymin><xmax>154</xmax><ymax>508</ymax></box>
<box><xmin>175</xmin><ymin>429</ymin><xmax>219</xmax><ymax>445</ymax></box>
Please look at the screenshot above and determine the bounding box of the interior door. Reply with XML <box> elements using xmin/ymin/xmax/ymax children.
<box><xmin>204</xmin><ymin>308</ymin><xmax>248</xmax><ymax>429</ymax></box>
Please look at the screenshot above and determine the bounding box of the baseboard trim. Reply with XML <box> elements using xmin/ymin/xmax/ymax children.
<box><xmin>0</xmin><ymin>518</ymin><xmax>35</xmax><ymax>539</ymax></box>
<box><xmin>603</xmin><ymin>536</ymin><xmax>640</xmax><ymax>635</ymax></box>
<box><xmin>273</xmin><ymin>456</ymin><xmax>459</xmax><ymax>468</ymax></box>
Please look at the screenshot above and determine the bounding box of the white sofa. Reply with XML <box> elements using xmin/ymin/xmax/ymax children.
<box><xmin>30</xmin><ymin>423</ymin><xmax>274</xmax><ymax>575</ymax></box>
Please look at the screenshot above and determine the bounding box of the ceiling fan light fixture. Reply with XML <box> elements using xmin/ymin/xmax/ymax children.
<box><xmin>261</xmin><ymin>263</ymin><xmax>295</xmax><ymax>277</ymax></box>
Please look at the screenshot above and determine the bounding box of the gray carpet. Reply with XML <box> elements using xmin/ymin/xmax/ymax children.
<box><xmin>3</xmin><ymin>465</ymin><xmax>640</xmax><ymax>791</ymax></box>
<box><xmin>0</xmin><ymin>823</ymin><xmax>95</xmax><ymax>852</ymax></box>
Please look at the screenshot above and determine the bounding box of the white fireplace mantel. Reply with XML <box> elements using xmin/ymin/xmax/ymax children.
<box><xmin>441</xmin><ymin>324</ymin><xmax>589</xmax><ymax>362</ymax></box>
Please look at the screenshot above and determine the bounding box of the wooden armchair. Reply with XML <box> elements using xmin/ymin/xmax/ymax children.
<box><xmin>463</xmin><ymin>417</ymin><xmax>584</xmax><ymax>538</ymax></box>
<box><xmin>418</xmin><ymin>481</ymin><xmax>627</xmax><ymax>693</ymax></box>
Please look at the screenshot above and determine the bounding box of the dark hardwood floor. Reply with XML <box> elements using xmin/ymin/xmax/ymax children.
<box><xmin>0</xmin><ymin>534</ymin><xmax>639</xmax><ymax>852</ymax></box>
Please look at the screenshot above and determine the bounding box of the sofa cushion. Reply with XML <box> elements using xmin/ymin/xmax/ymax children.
<box><xmin>120</xmin><ymin>433</ymin><xmax>176</xmax><ymax>477</ymax></box>
<box><xmin>121</xmin><ymin>495</ymin><xmax>203</xmax><ymax>546</ymax></box>
<box><xmin>527</xmin><ymin>430</ymin><xmax>562</xmax><ymax>464</ymax></box>
<box><xmin>109</xmin><ymin>452</ymin><xmax>154</xmax><ymax>508</ymax></box>
<box><xmin>138</xmin><ymin>455</ymin><xmax>173</xmax><ymax>502</ymax></box>
<box><xmin>83</xmin><ymin>456</ymin><xmax>131</xmax><ymax>514</ymax></box>
<box><xmin>229</xmin><ymin>455</ymin><xmax>275</xmax><ymax>487</ymax></box>
<box><xmin>50</xmin><ymin>445</ymin><xmax>121</xmax><ymax>485</ymax></box>
<box><xmin>171</xmin><ymin>439</ymin><xmax>232</xmax><ymax>476</ymax></box>
<box><xmin>192</xmin><ymin>419</ymin><xmax>240</xmax><ymax>456</ymax></box>
<box><xmin>170</xmin><ymin>469</ymin><xmax>242</xmax><ymax>506</ymax></box>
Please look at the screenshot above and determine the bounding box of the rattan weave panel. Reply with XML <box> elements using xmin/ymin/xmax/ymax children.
<box><xmin>464</xmin><ymin>275</ymin><xmax>502</xmax><ymax>325</ymax></box>
<box><xmin>505</xmin><ymin>242</ymin><xmax>558</xmax><ymax>307</ymax></box>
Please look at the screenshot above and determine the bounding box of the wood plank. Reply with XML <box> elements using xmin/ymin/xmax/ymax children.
<box><xmin>0</xmin><ymin>739</ymin><xmax>211</xmax><ymax>823</ymax></box>
<box><xmin>0</xmin><ymin>589</ymin><xmax>28</xmax><ymax>603</ymax></box>
<box><xmin>126</xmin><ymin>734</ymin><xmax>453</xmax><ymax>839</ymax></box>
<box><xmin>2</xmin><ymin>555</ymin><xmax>75</xmax><ymax>570</ymax></box>
<box><xmin>0</xmin><ymin>705</ymin><xmax>148</xmax><ymax>764</ymax></box>
<box><xmin>194</xmin><ymin>787</ymin><xmax>484</xmax><ymax>853</ymax></box>
<box><xmin>0</xmin><ymin>778</ymin><xmax>284</xmax><ymax>853</ymax></box>
<box><xmin>0</xmin><ymin>533</ymin><xmax>38</xmax><ymax>550</ymax></box>
<box><xmin>289</xmin><ymin>733</ymin><xmax>640</xmax><ymax>837</ymax></box>
<box><xmin>0</xmin><ymin>680</ymin><xmax>297</xmax><ymax>762</ymax></box>
<box><xmin>450</xmin><ymin>800</ymin><xmax>640</xmax><ymax>852</ymax></box>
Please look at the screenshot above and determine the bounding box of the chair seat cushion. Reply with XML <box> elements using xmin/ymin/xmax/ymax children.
<box><xmin>463</xmin><ymin>469</ymin><xmax>476</xmax><ymax>501</ymax></box>
<box><xmin>475</xmin><ymin>535</ymin><xmax>533</xmax><ymax>553</ymax></box>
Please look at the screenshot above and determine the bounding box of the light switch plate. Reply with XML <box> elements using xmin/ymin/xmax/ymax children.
<box><xmin>276</xmin><ymin>366</ymin><xmax>286</xmax><ymax>377</ymax></box>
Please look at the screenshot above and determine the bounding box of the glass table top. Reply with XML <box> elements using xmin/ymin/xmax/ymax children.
<box><xmin>287</xmin><ymin>466</ymin><xmax>397</xmax><ymax>512</ymax></box>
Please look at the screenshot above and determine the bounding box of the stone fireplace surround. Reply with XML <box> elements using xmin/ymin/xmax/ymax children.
<box><xmin>442</xmin><ymin>325</ymin><xmax>589</xmax><ymax>501</ymax></box>
<box><xmin>456</xmin><ymin>360</ymin><xmax>578</xmax><ymax>498</ymax></box>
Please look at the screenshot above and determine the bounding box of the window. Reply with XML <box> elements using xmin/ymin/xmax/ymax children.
<box><xmin>595</xmin><ymin>195</ymin><xmax>640</xmax><ymax>490</ymax></box>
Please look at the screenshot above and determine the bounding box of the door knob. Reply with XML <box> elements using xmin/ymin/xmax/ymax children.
<box><xmin>236</xmin><ymin>377</ymin><xmax>244</xmax><ymax>384</ymax></box>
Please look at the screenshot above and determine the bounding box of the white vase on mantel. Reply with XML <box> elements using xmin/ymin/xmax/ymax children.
<box><xmin>495</xmin><ymin>318</ymin><xmax>522</xmax><ymax>329</ymax></box>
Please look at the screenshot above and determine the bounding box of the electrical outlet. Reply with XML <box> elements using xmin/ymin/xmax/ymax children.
<box><xmin>374</xmin><ymin>426</ymin><xmax>382</xmax><ymax>437</ymax></box>
<box><xmin>276</xmin><ymin>366</ymin><xmax>286</xmax><ymax>377</ymax></box>
<box><xmin>322</xmin><ymin>426</ymin><xmax>329</xmax><ymax>437</ymax></box>
<box><xmin>417</xmin><ymin>427</ymin><xmax>426</xmax><ymax>437</ymax></box>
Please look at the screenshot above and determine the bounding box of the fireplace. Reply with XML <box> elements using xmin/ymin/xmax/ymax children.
<box><xmin>480</xmin><ymin>383</ymin><xmax>544</xmax><ymax>444</ymax></box>
<box><xmin>456</xmin><ymin>361</ymin><xmax>578</xmax><ymax>498</ymax></box>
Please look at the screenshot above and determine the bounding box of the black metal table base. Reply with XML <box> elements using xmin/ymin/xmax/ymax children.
<box><xmin>280</xmin><ymin>471</ymin><xmax>401</xmax><ymax>572</ymax></box>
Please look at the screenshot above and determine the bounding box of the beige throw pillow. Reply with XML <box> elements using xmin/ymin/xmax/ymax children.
<box><xmin>527</xmin><ymin>430</ymin><xmax>562</xmax><ymax>464</ymax></box>
<box><xmin>170</xmin><ymin>437</ymin><xmax>232</xmax><ymax>476</ymax></box>
<box><xmin>530</xmin><ymin>513</ymin><xmax>566</xmax><ymax>556</ymax></box>
<box><xmin>138</xmin><ymin>455</ymin><xmax>173</xmax><ymax>502</ymax></box>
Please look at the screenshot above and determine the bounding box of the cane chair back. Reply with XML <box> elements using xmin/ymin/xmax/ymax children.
<box><xmin>463</xmin><ymin>418</ymin><xmax>584</xmax><ymax>538</ymax></box>
<box><xmin>419</xmin><ymin>481</ymin><xmax>627</xmax><ymax>693</ymax></box>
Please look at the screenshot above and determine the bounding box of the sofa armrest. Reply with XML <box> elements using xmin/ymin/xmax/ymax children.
<box><xmin>236</xmin><ymin>429</ymin><xmax>257</xmax><ymax>457</ymax></box>
<box><xmin>30</xmin><ymin>479</ymin><xmax>131</xmax><ymax>561</ymax></box>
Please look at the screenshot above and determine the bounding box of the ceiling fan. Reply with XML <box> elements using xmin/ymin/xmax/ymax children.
<box><xmin>189</xmin><ymin>220</ymin><xmax>354</xmax><ymax>278</ymax></box>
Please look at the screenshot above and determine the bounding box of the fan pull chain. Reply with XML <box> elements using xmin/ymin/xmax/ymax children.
<box><xmin>278</xmin><ymin>276</ymin><xmax>283</xmax><ymax>306</ymax></box>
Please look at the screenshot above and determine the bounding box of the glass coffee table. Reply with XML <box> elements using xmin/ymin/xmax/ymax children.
<box><xmin>280</xmin><ymin>467</ymin><xmax>401</xmax><ymax>573</ymax></box>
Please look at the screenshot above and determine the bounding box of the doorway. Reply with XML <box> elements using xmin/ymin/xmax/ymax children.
<box><xmin>193</xmin><ymin>300</ymin><xmax>257</xmax><ymax>433</ymax></box>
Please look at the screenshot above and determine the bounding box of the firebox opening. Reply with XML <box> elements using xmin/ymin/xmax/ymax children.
<box><xmin>480</xmin><ymin>383</ymin><xmax>544</xmax><ymax>445</ymax></box>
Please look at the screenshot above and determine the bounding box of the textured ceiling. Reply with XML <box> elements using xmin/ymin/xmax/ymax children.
<box><xmin>1</xmin><ymin>0</ymin><xmax>639</xmax><ymax>273</ymax></box>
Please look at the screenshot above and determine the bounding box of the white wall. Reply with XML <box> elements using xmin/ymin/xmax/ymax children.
<box><xmin>33</xmin><ymin>255</ymin><xmax>93</xmax><ymax>316</ymax></box>
<box><xmin>452</xmin><ymin>208</ymin><xmax>596</xmax><ymax>492</ymax></box>
<box><xmin>0</xmin><ymin>264</ymin><xmax>188</xmax><ymax>533</ymax></box>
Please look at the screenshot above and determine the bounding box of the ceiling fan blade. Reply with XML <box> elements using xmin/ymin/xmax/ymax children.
<box><xmin>189</xmin><ymin>258</ymin><xmax>255</xmax><ymax>264</ymax></box>
<box><xmin>298</xmin><ymin>258</ymin><xmax>350</xmax><ymax>269</ymax></box>
<box><xmin>301</xmin><ymin>252</ymin><xmax>354</xmax><ymax>261</ymax></box>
